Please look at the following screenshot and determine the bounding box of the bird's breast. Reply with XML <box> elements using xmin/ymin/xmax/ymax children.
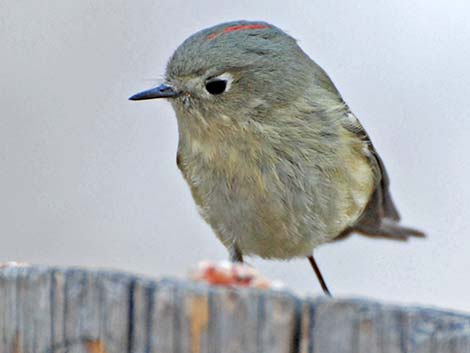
<box><xmin>177</xmin><ymin>133</ymin><xmax>271</xmax><ymax>201</ymax></box>
<box><xmin>175</xmin><ymin>131</ymin><xmax>335</xmax><ymax>259</ymax></box>
<box><xmin>175</xmin><ymin>115</ymin><xmax>376</xmax><ymax>259</ymax></box>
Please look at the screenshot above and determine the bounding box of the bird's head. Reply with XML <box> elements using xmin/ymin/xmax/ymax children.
<box><xmin>132</xmin><ymin>21</ymin><xmax>333</xmax><ymax>132</ymax></box>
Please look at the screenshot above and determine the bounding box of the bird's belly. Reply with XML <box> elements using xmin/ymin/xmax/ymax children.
<box><xmin>180</xmin><ymin>160</ymin><xmax>334</xmax><ymax>259</ymax></box>
<box><xmin>199</xmin><ymin>184</ymin><xmax>321</xmax><ymax>259</ymax></box>
<box><xmin>177</xmin><ymin>129</ymin><xmax>374</xmax><ymax>259</ymax></box>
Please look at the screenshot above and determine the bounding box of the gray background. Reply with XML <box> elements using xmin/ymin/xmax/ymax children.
<box><xmin>1</xmin><ymin>1</ymin><xmax>469</xmax><ymax>311</ymax></box>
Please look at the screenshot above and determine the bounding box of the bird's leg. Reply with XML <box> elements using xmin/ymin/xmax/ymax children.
<box><xmin>307</xmin><ymin>255</ymin><xmax>332</xmax><ymax>297</ymax></box>
<box><xmin>229</xmin><ymin>244</ymin><xmax>244</xmax><ymax>263</ymax></box>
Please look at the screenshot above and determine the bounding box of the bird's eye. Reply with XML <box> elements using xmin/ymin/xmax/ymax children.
<box><xmin>205</xmin><ymin>79</ymin><xmax>227</xmax><ymax>95</ymax></box>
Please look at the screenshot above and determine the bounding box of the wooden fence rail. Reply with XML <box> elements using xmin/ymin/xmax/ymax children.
<box><xmin>0</xmin><ymin>266</ymin><xmax>469</xmax><ymax>353</ymax></box>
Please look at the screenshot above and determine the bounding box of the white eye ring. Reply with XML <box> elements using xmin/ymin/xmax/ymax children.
<box><xmin>215</xmin><ymin>73</ymin><xmax>233</xmax><ymax>92</ymax></box>
<box><xmin>205</xmin><ymin>72</ymin><xmax>233</xmax><ymax>95</ymax></box>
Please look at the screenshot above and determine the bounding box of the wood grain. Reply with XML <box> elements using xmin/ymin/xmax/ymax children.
<box><xmin>0</xmin><ymin>266</ymin><xmax>468</xmax><ymax>353</ymax></box>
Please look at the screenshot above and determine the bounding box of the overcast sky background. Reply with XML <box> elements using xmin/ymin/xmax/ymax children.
<box><xmin>1</xmin><ymin>1</ymin><xmax>469</xmax><ymax>312</ymax></box>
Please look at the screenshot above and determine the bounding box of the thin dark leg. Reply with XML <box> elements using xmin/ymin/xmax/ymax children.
<box><xmin>307</xmin><ymin>255</ymin><xmax>332</xmax><ymax>297</ymax></box>
<box><xmin>229</xmin><ymin>244</ymin><xmax>243</xmax><ymax>263</ymax></box>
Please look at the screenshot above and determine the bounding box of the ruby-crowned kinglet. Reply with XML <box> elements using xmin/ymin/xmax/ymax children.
<box><xmin>130</xmin><ymin>21</ymin><xmax>424</xmax><ymax>296</ymax></box>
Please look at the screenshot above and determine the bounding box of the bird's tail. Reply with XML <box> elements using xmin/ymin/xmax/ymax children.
<box><xmin>353</xmin><ymin>219</ymin><xmax>425</xmax><ymax>241</ymax></box>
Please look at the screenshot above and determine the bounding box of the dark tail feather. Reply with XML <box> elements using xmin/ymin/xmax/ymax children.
<box><xmin>374</xmin><ymin>152</ymin><xmax>401</xmax><ymax>222</ymax></box>
<box><xmin>353</xmin><ymin>219</ymin><xmax>425</xmax><ymax>241</ymax></box>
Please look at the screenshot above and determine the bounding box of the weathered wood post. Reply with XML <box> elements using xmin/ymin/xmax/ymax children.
<box><xmin>0</xmin><ymin>266</ymin><xmax>469</xmax><ymax>353</ymax></box>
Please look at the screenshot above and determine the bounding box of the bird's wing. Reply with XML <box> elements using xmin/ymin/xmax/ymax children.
<box><xmin>341</xmin><ymin>112</ymin><xmax>401</xmax><ymax>222</ymax></box>
<box><xmin>338</xmin><ymin>112</ymin><xmax>425</xmax><ymax>239</ymax></box>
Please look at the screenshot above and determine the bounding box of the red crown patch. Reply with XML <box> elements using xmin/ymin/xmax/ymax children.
<box><xmin>207</xmin><ymin>24</ymin><xmax>269</xmax><ymax>40</ymax></box>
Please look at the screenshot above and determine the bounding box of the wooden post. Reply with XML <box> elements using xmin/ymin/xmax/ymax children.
<box><xmin>0</xmin><ymin>266</ymin><xmax>469</xmax><ymax>353</ymax></box>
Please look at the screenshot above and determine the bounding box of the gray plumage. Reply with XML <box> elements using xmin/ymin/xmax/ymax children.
<box><xmin>131</xmin><ymin>20</ymin><xmax>424</xmax><ymax>264</ymax></box>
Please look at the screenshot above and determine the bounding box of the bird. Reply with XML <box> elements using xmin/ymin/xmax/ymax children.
<box><xmin>130</xmin><ymin>20</ymin><xmax>424</xmax><ymax>296</ymax></box>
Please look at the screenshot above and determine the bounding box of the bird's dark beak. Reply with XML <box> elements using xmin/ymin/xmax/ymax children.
<box><xmin>129</xmin><ymin>83</ymin><xmax>179</xmax><ymax>101</ymax></box>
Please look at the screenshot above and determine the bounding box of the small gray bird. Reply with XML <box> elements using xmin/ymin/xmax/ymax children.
<box><xmin>130</xmin><ymin>20</ymin><xmax>424</xmax><ymax>295</ymax></box>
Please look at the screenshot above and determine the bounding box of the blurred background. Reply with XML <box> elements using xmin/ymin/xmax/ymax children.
<box><xmin>1</xmin><ymin>1</ymin><xmax>469</xmax><ymax>311</ymax></box>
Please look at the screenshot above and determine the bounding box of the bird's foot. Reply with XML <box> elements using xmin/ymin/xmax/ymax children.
<box><xmin>189</xmin><ymin>260</ymin><xmax>283</xmax><ymax>289</ymax></box>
